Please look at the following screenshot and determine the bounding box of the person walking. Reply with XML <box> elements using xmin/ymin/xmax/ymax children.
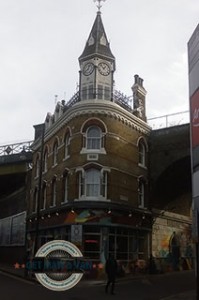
<box><xmin>105</xmin><ymin>254</ymin><xmax>118</xmax><ymax>295</ymax></box>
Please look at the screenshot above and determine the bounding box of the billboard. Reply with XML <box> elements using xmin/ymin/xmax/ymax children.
<box><xmin>190</xmin><ymin>88</ymin><xmax>199</xmax><ymax>148</ymax></box>
<box><xmin>188</xmin><ymin>23</ymin><xmax>199</xmax><ymax>241</ymax></box>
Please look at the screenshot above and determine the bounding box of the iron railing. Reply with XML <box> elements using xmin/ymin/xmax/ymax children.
<box><xmin>148</xmin><ymin>111</ymin><xmax>190</xmax><ymax>130</ymax></box>
<box><xmin>0</xmin><ymin>141</ymin><xmax>33</xmax><ymax>156</ymax></box>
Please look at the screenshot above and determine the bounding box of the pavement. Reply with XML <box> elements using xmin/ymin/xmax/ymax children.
<box><xmin>0</xmin><ymin>262</ymin><xmax>196</xmax><ymax>300</ymax></box>
<box><xmin>160</xmin><ymin>290</ymin><xmax>196</xmax><ymax>300</ymax></box>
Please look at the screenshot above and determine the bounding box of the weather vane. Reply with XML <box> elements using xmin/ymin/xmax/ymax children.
<box><xmin>93</xmin><ymin>0</ymin><xmax>106</xmax><ymax>12</ymax></box>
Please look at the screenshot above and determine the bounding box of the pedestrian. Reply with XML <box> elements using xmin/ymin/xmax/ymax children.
<box><xmin>105</xmin><ymin>254</ymin><xmax>118</xmax><ymax>295</ymax></box>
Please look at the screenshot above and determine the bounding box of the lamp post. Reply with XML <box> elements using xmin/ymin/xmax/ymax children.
<box><xmin>34</xmin><ymin>123</ymin><xmax>45</xmax><ymax>255</ymax></box>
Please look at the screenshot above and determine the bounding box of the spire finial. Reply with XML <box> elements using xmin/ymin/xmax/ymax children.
<box><xmin>93</xmin><ymin>0</ymin><xmax>106</xmax><ymax>12</ymax></box>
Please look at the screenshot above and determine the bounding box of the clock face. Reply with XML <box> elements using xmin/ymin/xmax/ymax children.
<box><xmin>83</xmin><ymin>62</ymin><xmax>94</xmax><ymax>76</ymax></box>
<box><xmin>98</xmin><ymin>62</ymin><xmax>110</xmax><ymax>76</ymax></box>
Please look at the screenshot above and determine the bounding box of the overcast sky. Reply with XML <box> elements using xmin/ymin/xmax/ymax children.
<box><xmin>0</xmin><ymin>0</ymin><xmax>198</xmax><ymax>145</ymax></box>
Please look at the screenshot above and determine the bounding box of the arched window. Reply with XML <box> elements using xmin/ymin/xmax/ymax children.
<box><xmin>50</xmin><ymin>178</ymin><xmax>56</xmax><ymax>207</ymax></box>
<box><xmin>138</xmin><ymin>140</ymin><xmax>147</xmax><ymax>167</ymax></box>
<box><xmin>86</xmin><ymin>126</ymin><xmax>102</xmax><ymax>150</ymax></box>
<box><xmin>53</xmin><ymin>141</ymin><xmax>58</xmax><ymax>166</ymax></box>
<box><xmin>35</xmin><ymin>155</ymin><xmax>40</xmax><ymax>178</ymax></box>
<box><xmin>43</xmin><ymin>148</ymin><xmax>48</xmax><ymax>173</ymax></box>
<box><xmin>64</xmin><ymin>133</ymin><xmax>70</xmax><ymax>158</ymax></box>
<box><xmin>80</xmin><ymin>119</ymin><xmax>106</xmax><ymax>154</ymax></box>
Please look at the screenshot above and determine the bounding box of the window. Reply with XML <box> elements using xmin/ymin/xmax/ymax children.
<box><xmin>138</xmin><ymin>140</ymin><xmax>147</xmax><ymax>167</ymax></box>
<box><xmin>81</xmin><ymin>119</ymin><xmax>106</xmax><ymax>155</ymax></box>
<box><xmin>85</xmin><ymin>168</ymin><xmax>100</xmax><ymax>197</ymax></box>
<box><xmin>33</xmin><ymin>188</ymin><xmax>38</xmax><ymax>213</ymax></box>
<box><xmin>84</xmin><ymin>234</ymin><xmax>100</xmax><ymax>259</ymax></box>
<box><xmin>43</xmin><ymin>149</ymin><xmax>48</xmax><ymax>173</ymax></box>
<box><xmin>78</xmin><ymin>168</ymin><xmax>108</xmax><ymax>200</ymax></box>
<box><xmin>79</xmin><ymin>172</ymin><xmax>85</xmax><ymax>197</ymax></box>
<box><xmin>138</xmin><ymin>180</ymin><xmax>145</xmax><ymax>208</ymax></box>
<box><xmin>101</xmin><ymin>171</ymin><xmax>107</xmax><ymax>197</ymax></box>
<box><xmin>62</xmin><ymin>174</ymin><xmax>68</xmax><ymax>203</ymax></box>
<box><xmin>86</xmin><ymin>126</ymin><xmax>102</xmax><ymax>150</ymax></box>
<box><xmin>64</xmin><ymin>133</ymin><xmax>70</xmax><ymax>158</ymax></box>
<box><xmin>41</xmin><ymin>182</ymin><xmax>47</xmax><ymax>210</ymax></box>
<box><xmin>50</xmin><ymin>178</ymin><xmax>56</xmax><ymax>207</ymax></box>
<box><xmin>53</xmin><ymin>141</ymin><xmax>58</xmax><ymax>166</ymax></box>
<box><xmin>35</xmin><ymin>155</ymin><xmax>40</xmax><ymax>178</ymax></box>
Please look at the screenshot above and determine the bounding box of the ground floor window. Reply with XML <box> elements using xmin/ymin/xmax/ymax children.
<box><xmin>82</xmin><ymin>225</ymin><xmax>149</xmax><ymax>262</ymax></box>
<box><xmin>34</xmin><ymin>225</ymin><xmax>149</xmax><ymax>263</ymax></box>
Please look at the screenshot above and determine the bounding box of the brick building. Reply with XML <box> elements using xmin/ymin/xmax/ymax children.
<box><xmin>27</xmin><ymin>9</ymin><xmax>152</xmax><ymax>270</ymax></box>
<box><xmin>26</xmin><ymin>7</ymin><xmax>193</xmax><ymax>275</ymax></box>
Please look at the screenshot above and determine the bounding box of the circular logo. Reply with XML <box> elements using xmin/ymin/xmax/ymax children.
<box><xmin>35</xmin><ymin>240</ymin><xmax>83</xmax><ymax>291</ymax></box>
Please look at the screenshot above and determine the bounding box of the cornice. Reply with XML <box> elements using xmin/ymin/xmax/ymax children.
<box><xmin>33</xmin><ymin>100</ymin><xmax>151</xmax><ymax>150</ymax></box>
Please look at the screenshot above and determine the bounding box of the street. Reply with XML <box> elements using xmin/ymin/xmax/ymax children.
<box><xmin>0</xmin><ymin>270</ymin><xmax>196</xmax><ymax>300</ymax></box>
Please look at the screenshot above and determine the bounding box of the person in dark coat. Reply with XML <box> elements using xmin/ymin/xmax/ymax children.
<box><xmin>105</xmin><ymin>254</ymin><xmax>118</xmax><ymax>295</ymax></box>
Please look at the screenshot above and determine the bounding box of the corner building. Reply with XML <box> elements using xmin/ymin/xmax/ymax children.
<box><xmin>27</xmin><ymin>9</ymin><xmax>152</xmax><ymax>271</ymax></box>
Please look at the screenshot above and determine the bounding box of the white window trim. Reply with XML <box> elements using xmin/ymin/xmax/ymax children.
<box><xmin>76</xmin><ymin>167</ymin><xmax>110</xmax><ymax>200</ymax></box>
<box><xmin>53</xmin><ymin>143</ymin><xmax>58</xmax><ymax>166</ymax></box>
<box><xmin>138</xmin><ymin>141</ymin><xmax>147</xmax><ymax>167</ymax></box>
<box><xmin>138</xmin><ymin>163</ymin><xmax>147</xmax><ymax>169</ymax></box>
<box><xmin>80</xmin><ymin>148</ymin><xmax>106</xmax><ymax>155</ymax></box>
<box><xmin>64</xmin><ymin>134</ymin><xmax>70</xmax><ymax>159</ymax></box>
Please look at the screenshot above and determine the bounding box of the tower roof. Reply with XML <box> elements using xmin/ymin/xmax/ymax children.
<box><xmin>79</xmin><ymin>11</ymin><xmax>115</xmax><ymax>63</ymax></box>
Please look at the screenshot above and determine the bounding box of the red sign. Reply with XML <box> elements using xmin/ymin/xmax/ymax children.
<box><xmin>191</xmin><ymin>89</ymin><xmax>199</xmax><ymax>148</ymax></box>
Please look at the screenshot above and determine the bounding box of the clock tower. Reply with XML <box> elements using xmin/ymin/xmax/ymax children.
<box><xmin>78</xmin><ymin>7</ymin><xmax>115</xmax><ymax>101</ymax></box>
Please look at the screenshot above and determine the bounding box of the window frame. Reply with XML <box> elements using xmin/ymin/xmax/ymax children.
<box><xmin>53</xmin><ymin>141</ymin><xmax>58</xmax><ymax>166</ymax></box>
<box><xmin>64</xmin><ymin>133</ymin><xmax>70</xmax><ymax>159</ymax></box>
<box><xmin>35</xmin><ymin>155</ymin><xmax>40</xmax><ymax>178</ymax></box>
<box><xmin>77</xmin><ymin>167</ymin><xmax>109</xmax><ymax>201</ymax></box>
<box><xmin>138</xmin><ymin>140</ymin><xmax>146</xmax><ymax>167</ymax></box>
<box><xmin>61</xmin><ymin>174</ymin><xmax>68</xmax><ymax>204</ymax></box>
<box><xmin>43</xmin><ymin>149</ymin><xmax>48</xmax><ymax>173</ymax></box>
<box><xmin>138</xmin><ymin>180</ymin><xmax>145</xmax><ymax>208</ymax></box>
